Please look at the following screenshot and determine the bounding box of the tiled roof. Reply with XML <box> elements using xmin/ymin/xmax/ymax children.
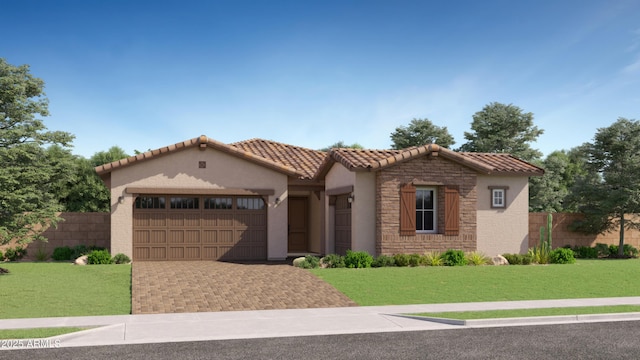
<box><xmin>230</xmin><ymin>139</ymin><xmax>326</xmax><ymax>179</ymax></box>
<box><xmin>95</xmin><ymin>136</ymin><xmax>543</xmax><ymax>180</ymax></box>
<box><xmin>315</xmin><ymin>144</ymin><xmax>544</xmax><ymax>178</ymax></box>
<box><xmin>95</xmin><ymin>136</ymin><xmax>301</xmax><ymax>178</ymax></box>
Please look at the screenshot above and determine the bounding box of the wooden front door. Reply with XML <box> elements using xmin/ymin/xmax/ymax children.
<box><xmin>288</xmin><ymin>197</ymin><xmax>308</xmax><ymax>252</ymax></box>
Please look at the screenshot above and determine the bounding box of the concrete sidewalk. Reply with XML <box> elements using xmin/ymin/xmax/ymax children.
<box><xmin>2</xmin><ymin>297</ymin><xmax>640</xmax><ymax>349</ymax></box>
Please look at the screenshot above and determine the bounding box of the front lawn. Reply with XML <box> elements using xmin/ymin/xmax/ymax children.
<box><xmin>0</xmin><ymin>327</ymin><xmax>88</xmax><ymax>339</ymax></box>
<box><xmin>310</xmin><ymin>259</ymin><xmax>640</xmax><ymax>306</ymax></box>
<box><xmin>0</xmin><ymin>263</ymin><xmax>131</xmax><ymax>319</ymax></box>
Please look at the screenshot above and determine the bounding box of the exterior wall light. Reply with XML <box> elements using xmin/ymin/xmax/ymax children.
<box><xmin>347</xmin><ymin>194</ymin><xmax>354</xmax><ymax>204</ymax></box>
<box><xmin>118</xmin><ymin>196</ymin><xmax>125</xmax><ymax>205</ymax></box>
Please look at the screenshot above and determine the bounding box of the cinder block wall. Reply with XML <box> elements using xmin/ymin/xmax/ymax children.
<box><xmin>529</xmin><ymin>212</ymin><xmax>640</xmax><ymax>249</ymax></box>
<box><xmin>7</xmin><ymin>212</ymin><xmax>111</xmax><ymax>260</ymax></box>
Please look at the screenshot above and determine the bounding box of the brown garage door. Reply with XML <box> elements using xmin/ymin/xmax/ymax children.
<box><xmin>133</xmin><ymin>195</ymin><xmax>267</xmax><ymax>261</ymax></box>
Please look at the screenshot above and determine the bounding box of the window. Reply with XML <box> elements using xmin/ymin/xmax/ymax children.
<box><xmin>400</xmin><ymin>183</ymin><xmax>459</xmax><ymax>236</ymax></box>
<box><xmin>489</xmin><ymin>186</ymin><xmax>509</xmax><ymax>208</ymax></box>
<box><xmin>170</xmin><ymin>197</ymin><xmax>199</xmax><ymax>209</ymax></box>
<box><xmin>236</xmin><ymin>197</ymin><xmax>265</xmax><ymax>210</ymax></box>
<box><xmin>416</xmin><ymin>188</ymin><xmax>436</xmax><ymax>232</ymax></box>
<box><xmin>204</xmin><ymin>197</ymin><xmax>232</xmax><ymax>210</ymax></box>
<box><xmin>135</xmin><ymin>196</ymin><xmax>165</xmax><ymax>209</ymax></box>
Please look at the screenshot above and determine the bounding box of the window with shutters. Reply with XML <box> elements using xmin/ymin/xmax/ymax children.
<box><xmin>400</xmin><ymin>183</ymin><xmax>459</xmax><ymax>236</ymax></box>
<box><xmin>416</xmin><ymin>188</ymin><xmax>436</xmax><ymax>233</ymax></box>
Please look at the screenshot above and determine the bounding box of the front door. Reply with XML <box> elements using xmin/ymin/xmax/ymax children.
<box><xmin>288</xmin><ymin>197</ymin><xmax>308</xmax><ymax>252</ymax></box>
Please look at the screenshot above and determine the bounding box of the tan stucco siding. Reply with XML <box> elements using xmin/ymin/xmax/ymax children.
<box><xmin>324</xmin><ymin>164</ymin><xmax>356</xmax><ymax>254</ymax></box>
<box><xmin>476</xmin><ymin>175</ymin><xmax>529</xmax><ymax>256</ymax></box>
<box><xmin>352</xmin><ymin>172</ymin><xmax>376</xmax><ymax>255</ymax></box>
<box><xmin>109</xmin><ymin>147</ymin><xmax>289</xmax><ymax>260</ymax></box>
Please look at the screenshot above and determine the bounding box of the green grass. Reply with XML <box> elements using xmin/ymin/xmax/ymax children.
<box><xmin>0</xmin><ymin>327</ymin><xmax>88</xmax><ymax>339</ymax></box>
<box><xmin>0</xmin><ymin>263</ymin><xmax>131</xmax><ymax>319</ymax></box>
<box><xmin>415</xmin><ymin>305</ymin><xmax>640</xmax><ymax>320</ymax></box>
<box><xmin>310</xmin><ymin>259</ymin><xmax>640</xmax><ymax>306</ymax></box>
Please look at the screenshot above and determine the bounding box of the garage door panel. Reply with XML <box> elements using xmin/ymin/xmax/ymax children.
<box><xmin>133</xmin><ymin>195</ymin><xmax>266</xmax><ymax>261</ymax></box>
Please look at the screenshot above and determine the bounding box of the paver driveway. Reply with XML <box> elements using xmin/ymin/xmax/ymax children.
<box><xmin>132</xmin><ymin>261</ymin><xmax>357</xmax><ymax>314</ymax></box>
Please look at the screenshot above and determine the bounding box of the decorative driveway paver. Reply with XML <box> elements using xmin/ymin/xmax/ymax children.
<box><xmin>132</xmin><ymin>261</ymin><xmax>357</xmax><ymax>314</ymax></box>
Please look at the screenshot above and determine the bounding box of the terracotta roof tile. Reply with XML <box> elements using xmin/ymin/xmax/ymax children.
<box><xmin>95</xmin><ymin>136</ymin><xmax>543</xmax><ymax>180</ymax></box>
<box><xmin>230</xmin><ymin>139</ymin><xmax>326</xmax><ymax>179</ymax></box>
<box><xmin>316</xmin><ymin>145</ymin><xmax>543</xmax><ymax>177</ymax></box>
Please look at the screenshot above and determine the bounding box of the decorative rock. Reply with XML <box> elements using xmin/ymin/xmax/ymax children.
<box><xmin>74</xmin><ymin>255</ymin><xmax>88</xmax><ymax>265</ymax></box>
<box><xmin>492</xmin><ymin>254</ymin><xmax>509</xmax><ymax>265</ymax></box>
<box><xmin>292</xmin><ymin>256</ymin><xmax>306</xmax><ymax>268</ymax></box>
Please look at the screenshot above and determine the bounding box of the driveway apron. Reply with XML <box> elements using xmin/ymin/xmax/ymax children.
<box><xmin>132</xmin><ymin>261</ymin><xmax>357</xmax><ymax>314</ymax></box>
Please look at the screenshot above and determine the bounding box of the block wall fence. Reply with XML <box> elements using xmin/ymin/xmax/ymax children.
<box><xmin>529</xmin><ymin>212</ymin><xmax>640</xmax><ymax>249</ymax></box>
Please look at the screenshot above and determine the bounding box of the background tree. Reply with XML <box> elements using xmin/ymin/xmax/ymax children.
<box><xmin>458</xmin><ymin>102</ymin><xmax>543</xmax><ymax>161</ymax></box>
<box><xmin>529</xmin><ymin>148</ymin><xmax>588</xmax><ymax>212</ymax></box>
<box><xmin>0</xmin><ymin>58</ymin><xmax>74</xmax><ymax>245</ymax></box>
<box><xmin>565</xmin><ymin>118</ymin><xmax>640</xmax><ymax>256</ymax></box>
<box><xmin>390</xmin><ymin>118</ymin><xmax>455</xmax><ymax>149</ymax></box>
<box><xmin>53</xmin><ymin>146</ymin><xmax>129</xmax><ymax>212</ymax></box>
<box><xmin>320</xmin><ymin>141</ymin><xmax>364</xmax><ymax>151</ymax></box>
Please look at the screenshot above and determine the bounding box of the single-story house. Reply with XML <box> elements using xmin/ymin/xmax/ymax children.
<box><xmin>95</xmin><ymin>135</ymin><xmax>543</xmax><ymax>261</ymax></box>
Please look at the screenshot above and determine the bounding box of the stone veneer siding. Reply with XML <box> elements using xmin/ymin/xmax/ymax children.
<box><xmin>376</xmin><ymin>155</ymin><xmax>478</xmax><ymax>255</ymax></box>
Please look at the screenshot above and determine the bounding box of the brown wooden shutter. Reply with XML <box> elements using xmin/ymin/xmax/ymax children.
<box><xmin>444</xmin><ymin>185</ymin><xmax>459</xmax><ymax>236</ymax></box>
<box><xmin>400</xmin><ymin>183</ymin><xmax>416</xmax><ymax>236</ymax></box>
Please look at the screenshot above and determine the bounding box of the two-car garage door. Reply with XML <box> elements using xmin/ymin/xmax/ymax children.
<box><xmin>132</xmin><ymin>195</ymin><xmax>267</xmax><ymax>261</ymax></box>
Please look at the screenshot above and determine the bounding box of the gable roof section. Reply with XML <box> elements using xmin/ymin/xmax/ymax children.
<box><xmin>315</xmin><ymin>144</ymin><xmax>544</xmax><ymax>178</ymax></box>
<box><xmin>230</xmin><ymin>138</ymin><xmax>326</xmax><ymax>180</ymax></box>
<box><xmin>95</xmin><ymin>135</ymin><xmax>302</xmax><ymax>178</ymax></box>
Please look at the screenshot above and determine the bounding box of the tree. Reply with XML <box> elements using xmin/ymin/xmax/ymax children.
<box><xmin>52</xmin><ymin>146</ymin><xmax>129</xmax><ymax>212</ymax></box>
<box><xmin>320</xmin><ymin>141</ymin><xmax>364</xmax><ymax>151</ymax></box>
<box><xmin>458</xmin><ymin>102</ymin><xmax>543</xmax><ymax>161</ymax></box>
<box><xmin>566</xmin><ymin>118</ymin><xmax>640</xmax><ymax>257</ymax></box>
<box><xmin>390</xmin><ymin>118</ymin><xmax>455</xmax><ymax>149</ymax></box>
<box><xmin>0</xmin><ymin>58</ymin><xmax>74</xmax><ymax>245</ymax></box>
<box><xmin>529</xmin><ymin>148</ymin><xmax>587</xmax><ymax>212</ymax></box>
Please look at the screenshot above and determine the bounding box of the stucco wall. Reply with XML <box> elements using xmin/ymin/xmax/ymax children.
<box><xmin>376</xmin><ymin>155</ymin><xmax>478</xmax><ymax>255</ymax></box>
<box><xmin>352</xmin><ymin>172</ymin><xmax>376</xmax><ymax>255</ymax></box>
<box><xmin>109</xmin><ymin>147</ymin><xmax>289</xmax><ymax>260</ymax></box>
<box><xmin>476</xmin><ymin>175</ymin><xmax>529</xmax><ymax>255</ymax></box>
<box><xmin>324</xmin><ymin>164</ymin><xmax>356</xmax><ymax>254</ymax></box>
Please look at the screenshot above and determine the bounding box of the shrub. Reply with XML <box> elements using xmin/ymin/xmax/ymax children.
<box><xmin>608</xmin><ymin>244</ymin><xmax>639</xmax><ymax>258</ymax></box>
<box><xmin>595</xmin><ymin>243</ymin><xmax>610</xmax><ymax>257</ymax></box>
<box><xmin>321</xmin><ymin>254</ymin><xmax>345</xmax><ymax>268</ymax></box>
<box><xmin>3</xmin><ymin>246</ymin><xmax>27</xmax><ymax>262</ymax></box>
<box><xmin>71</xmin><ymin>245</ymin><xmax>89</xmax><ymax>259</ymax></box>
<box><xmin>408</xmin><ymin>253</ymin><xmax>423</xmax><ymax>267</ymax></box>
<box><xmin>0</xmin><ymin>250</ymin><xmax>3</xmax><ymax>261</ymax></box>
<box><xmin>371</xmin><ymin>255</ymin><xmax>395</xmax><ymax>268</ymax></box>
<box><xmin>298</xmin><ymin>255</ymin><xmax>320</xmax><ymax>269</ymax></box>
<box><xmin>344</xmin><ymin>250</ymin><xmax>373</xmax><ymax>268</ymax></box>
<box><xmin>423</xmin><ymin>251</ymin><xmax>444</xmax><ymax>266</ymax></box>
<box><xmin>443</xmin><ymin>249</ymin><xmax>467</xmax><ymax>266</ymax></box>
<box><xmin>502</xmin><ymin>253</ymin><xmax>522</xmax><ymax>265</ymax></box>
<box><xmin>393</xmin><ymin>253</ymin><xmax>410</xmax><ymax>267</ymax></box>
<box><xmin>52</xmin><ymin>246</ymin><xmax>74</xmax><ymax>261</ymax></box>
<box><xmin>550</xmin><ymin>247</ymin><xmax>576</xmax><ymax>264</ymax></box>
<box><xmin>87</xmin><ymin>249</ymin><xmax>114</xmax><ymax>265</ymax></box>
<box><xmin>466</xmin><ymin>251</ymin><xmax>490</xmax><ymax>266</ymax></box>
<box><xmin>112</xmin><ymin>253</ymin><xmax>131</xmax><ymax>264</ymax></box>
<box><xmin>572</xmin><ymin>246</ymin><xmax>598</xmax><ymax>259</ymax></box>
<box><xmin>521</xmin><ymin>253</ymin><xmax>533</xmax><ymax>265</ymax></box>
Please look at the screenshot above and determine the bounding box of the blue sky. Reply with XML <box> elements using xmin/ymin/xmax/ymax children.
<box><xmin>3</xmin><ymin>0</ymin><xmax>639</xmax><ymax>158</ymax></box>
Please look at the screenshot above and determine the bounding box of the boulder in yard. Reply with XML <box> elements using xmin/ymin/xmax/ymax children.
<box><xmin>491</xmin><ymin>255</ymin><xmax>509</xmax><ymax>265</ymax></box>
<box><xmin>292</xmin><ymin>256</ymin><xmax>306</xmax><ymax>268</ymax></box>
<box><xmin>74</xmin><ymin>255</ymin><xmax>88</xmax><ymax>265</ymax></box>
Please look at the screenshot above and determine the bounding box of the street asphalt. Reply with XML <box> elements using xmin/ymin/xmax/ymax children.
<box><xmin>1</xmin><ymin>297</ymin><xmax>640</xmax><ymax>350</ymax></box>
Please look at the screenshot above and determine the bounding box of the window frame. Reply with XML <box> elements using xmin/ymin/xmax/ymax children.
<box><xmin>489</xmin><ymin>186</ymin><xmax>508</xmax><ymax>209</ymax></box>
<box><xmin>416</xmin><ymin>187</ymin><xmax>437</xmax><ymax>233</ymax></box>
